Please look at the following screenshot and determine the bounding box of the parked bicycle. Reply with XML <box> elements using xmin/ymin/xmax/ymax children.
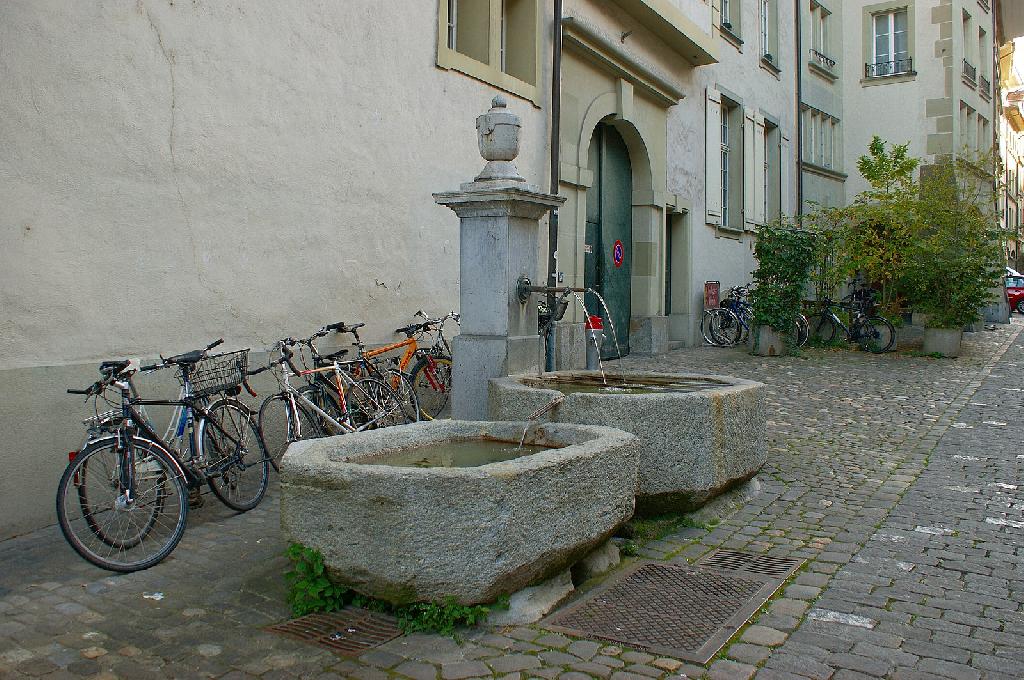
<box><xmin>702</xmin><ymin>285</ymin><xmax>808</xmax><ymax>348</ymax></box>
<box><xmin>254</xmin><ymin>330</ymin><xmax>405</xmax><ymax>463</ymax></box>
<box><xmin>808</xmin><ymin>286</ymin><xmax>895</xmax><ymax>353</ymax></box>
<box><xmin>57</xmin><ymin>340</ymin><xmax>270</xmax><ymax>572</ymax></box>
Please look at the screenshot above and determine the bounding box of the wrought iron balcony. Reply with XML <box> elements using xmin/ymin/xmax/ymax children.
<box><xmin>809</xmin><ymin>48</ymin><xmax>836</xmax><ymax>71</ymax></box>
<box><xmin>864</xmin><ymin>57</ymin><xmax>913</xmax><ymax>78</ymax></box>
<box><xmin>979</xmin><ymin>75</ymin><xmax>991</xmax><ymax>97</ymax></box>
<box><xmin>963</xmin><ymin>58</ymin><xmax>977</xmax><ymax>83</ymax></box>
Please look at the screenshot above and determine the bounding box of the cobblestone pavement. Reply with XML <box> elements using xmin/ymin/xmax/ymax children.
<box><xmin>1</xmin><ymin>322</ymin><xmax>1022</xmax><ymax>680</ymax></box>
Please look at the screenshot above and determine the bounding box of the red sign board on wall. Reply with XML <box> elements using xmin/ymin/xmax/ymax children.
<box><xmin>704</xmin><ymin>281</ymin><xmax>721</xmax><ymax>310</ymax></box>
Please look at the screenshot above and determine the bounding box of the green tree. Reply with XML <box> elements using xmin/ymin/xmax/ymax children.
<box><xmin>843</xmin><ymin>136</ymin><xmax>920</xmax><ymax>314</ymax></box>
<box><xmin>903</xmin><ymin>154</ymin><xmax>1005</xmax><ymax>328</ymax></box>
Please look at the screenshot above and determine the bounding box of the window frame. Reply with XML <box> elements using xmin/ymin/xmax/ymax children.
<box><xmin>862</xmin><ymin>1</ymin><xmax>916</xmax><ymax>81</ymax></box>
<box><xmin>436</xmin><ymin>0</ymin><xmax>542</xmax><ymax>105</ymax></box>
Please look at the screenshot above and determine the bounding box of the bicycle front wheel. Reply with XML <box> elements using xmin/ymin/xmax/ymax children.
<box><xmin>809</xmin><ymin>313</ymin><xmax>838</xmax><ymax>343</ymax></box>
<box><xmin>56</xmin><ymin>437</ymin><xmax>188</xmax><ymax>573</ymax></box>
<box><xmin>200</xmin><ymin>398</ymin><xmax>269</xmax><ymax>512</ymax></box>
<box><xmin>857</xmin><ymin>316</ymin><xmax>896</xmax><ymax>354</ymax></box>
<box><xmin>258</xmin><ymin>393</ymin><xmax>322</xmax><ymax>464</ymax></box>
<box><xmin>409</xmin><ymin>355</ymin><xmax>453</xmax><ymax>420</ymax></box>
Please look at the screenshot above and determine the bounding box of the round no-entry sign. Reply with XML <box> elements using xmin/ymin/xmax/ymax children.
<box><xmin>612</xmin><ymin>240</ymin><xmax>624</xmax><ymax>268</ymax></box>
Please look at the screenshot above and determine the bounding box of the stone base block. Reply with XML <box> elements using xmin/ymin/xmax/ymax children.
<box><xmin>922</xmin><ymin>328</ymin><xmax>963</xmax><ymax>357</ymax></box>
<box><xmin>628</xmin><ymin>315</ymin><xmax>669</xmax><ymax>355</ymax></box>
<box><xmin>486</xmin><ymin>570</ymin><xmax>574</xmax><ymax>626</ymax></box>
<box><xmin>571</xmin><ymin>540</ymin><xmax>621</xmax><ymax>584</ymax></box>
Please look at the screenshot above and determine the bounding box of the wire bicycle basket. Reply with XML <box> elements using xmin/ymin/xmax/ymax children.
<box><xmin>179</xmin><ymin>349</ymin><xmax>249</xmax><ymax>398</ymax></box>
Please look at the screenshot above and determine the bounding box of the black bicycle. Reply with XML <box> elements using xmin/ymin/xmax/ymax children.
<box><xmin>808</xmin><ymin>287</ymin><xmax>896</xmax><ymax>353</ymax></box>
<box><xmin>57</xmin><ymin>340</ymin><xmax>270</xmax><ymax>572</ymax></box>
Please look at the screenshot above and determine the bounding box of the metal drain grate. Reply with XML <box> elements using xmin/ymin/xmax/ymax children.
<box><xmin>266</xmin><ymin>607</ymin><xmax>402</xmax><ymax>656</ymax></box>
<box><xmin>699</xmin><ymin>549</ymin><xmax>803</xmax><ymax>579</ymax></box>
<box><xmin>544</xmin><ymin>559</ymin><xmax>799</xmax><ymax>664</ymax></box>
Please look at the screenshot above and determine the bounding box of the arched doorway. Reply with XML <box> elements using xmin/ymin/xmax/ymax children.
<box><xmin>583</xmin><ymin>121</ymin><xmax>632</xmax><ymax>359</ymax></box>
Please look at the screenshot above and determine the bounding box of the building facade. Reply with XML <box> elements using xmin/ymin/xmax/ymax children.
<box><xmin>999</xmin><ymin>39</ymin><xmax>1024</xmax><ymax>273</ymax></box>
<box><xmin>0</xmin><ymin>0</ymin><xmax>799</xmax><ymax>536</ymax></box>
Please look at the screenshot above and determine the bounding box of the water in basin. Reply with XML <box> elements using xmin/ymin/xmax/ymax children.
<box><xmin>358</xmin><ymin>439</ymin><xmax>554</xmax><ymax>468</ymax></box>
<box><xmin>525</xmin><ymin>375</ymin><xmax>726</xmax><ymax>395</ymax></box>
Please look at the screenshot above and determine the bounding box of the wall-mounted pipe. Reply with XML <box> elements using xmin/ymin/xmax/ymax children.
<box><xmin>545</xmin><ymin>0</ymin><xmax>564</xmax><ymax>371</ymax></box>
<box><xmin>795</xmin><ymin>0</ymin><xmax>804</xmax><ymax>217</ymax></box>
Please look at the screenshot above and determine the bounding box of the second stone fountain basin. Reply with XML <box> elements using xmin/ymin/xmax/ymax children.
<box><xmin>489</xmin><ymin>370</ymin><xmax>767</xmax><ymax>514</ymax></box>
<box><xmin>279</xmin><ymin>420</ymin><xmax>637</xmax><ymax>605</ymax></box>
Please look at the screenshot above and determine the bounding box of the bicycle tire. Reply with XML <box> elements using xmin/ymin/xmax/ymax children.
<box><xmin>809</xmin><ymin>313</ymin><xmax>838</xmax><ymax>342</ymax></box>
<box><xmin>199</xmin><ymin>398</ymin><xmax>269</xmax><ymax>512</ymax></box>
<box><xmin>382</xmin><ymin>367</ymin><xmax>420</xmax><ymax>423</ymax></box>
<box><xmin>409</xmin><ymin>355</ymin><xmax>453</xmax><ymax>420</ymax></box>
<box><xmin>349</xmin><ymin>377</ymin><xmax>405</xmax><ymax>429</ymax></box>
<box><xmin>700</xmin><ymin>310</ymin><xmax>724</xmax><ymax>346</ymax></box>
<box><xmin>794</xmin><ymin>313</ymin><xmax>809</xmax><ymax>347</ymax></box>
<box><xmin>298</xmin><ymin>382</ymin><xmax>348</xmax><ymax>434</ymax></box>
<box><xmin>258</xmin><ymin>393</ymin><xmax>323</xmax><ymax>464</ymax></box>
<box><xmin>57</xmin><ymin>437</ymin><xmax>188</xmax><ymax>573</ymax></box>
<box><xmin>858</xmin><ymin>316</ymin><xmax>896</xmax><ymax>354</ymax></box>
<box><xmin>706</xmin><ymin>308</ymin><xmax>742</xmax><ymax>347</ymax></box>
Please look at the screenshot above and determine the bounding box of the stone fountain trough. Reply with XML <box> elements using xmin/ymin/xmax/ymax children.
<box><xmin>489</xmin><ymin>371</ymin><xmax>766</xmax><ymax>515</ymax></box>
<box><xmin>279</xmin><ymin>420</ymin><xmax>637</xmax><ymax>605</ymax></box>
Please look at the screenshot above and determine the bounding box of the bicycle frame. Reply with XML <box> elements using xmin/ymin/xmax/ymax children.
<box><xmin>273</xmin><ymin>361</ymin><xmax>388</xmax><ymax>437</ymax></box>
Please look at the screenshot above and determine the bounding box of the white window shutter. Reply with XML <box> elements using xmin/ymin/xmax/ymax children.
<box><xmin>780</xmin><ymin>132</ymin><xmax>792</xmax><ymax>217</ymax></box>
<box><xmin>705</xmin><ymin>88</ymin><xmax>722</xmax><ymax>225</ymax></box>
<box><xmin>753</xmin><ymin>113</ymin><xmax>766</xmax><ymax>227</ymax></box>
<box><xmin>743</xmin><ymin>107</ymin><xmax>756</xmax><ymax>231</ymax></box>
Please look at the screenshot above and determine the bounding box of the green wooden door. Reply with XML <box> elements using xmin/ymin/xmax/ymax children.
<box><xmin>583</xmin><ymin>122</ymin><xmax>632</xmax><ymax>359</ymax></box>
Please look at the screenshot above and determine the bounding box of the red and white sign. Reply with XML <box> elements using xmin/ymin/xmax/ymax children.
<box><xmin>612</xmin><ymin>240</ymin><xmax>624</xmax><ymax>268</ymax></box>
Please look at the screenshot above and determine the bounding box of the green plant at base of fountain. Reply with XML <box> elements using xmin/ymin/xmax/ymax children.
<box><xmin>285</xmin><ymin>543</ymin><xmax>509</xmax><ymax>635</ymax></box>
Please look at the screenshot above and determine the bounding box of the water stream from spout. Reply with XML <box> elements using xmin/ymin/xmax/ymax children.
<box><xmin>518</xmin><ymin>394</ymin><xmax>566</xmax><ymax>448</ymax></box>
<box><xmin>585</xmin><ymin>288</ymin><xmax>627</xmax><ymax>384</ymax></box>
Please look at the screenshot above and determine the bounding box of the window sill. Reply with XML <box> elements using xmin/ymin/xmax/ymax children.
<box><xmin>802</xmin><ymin>162</ymin><xmax>848</xmax><ymax>181</ymax></box>
<box><xmin>808</xmin><ymin>60</ymin><xmax>838</xmax><ymax>82</ymax></box>
<box><xmin>860</xmin><ymin>71</ymin><xmax>917</xmax><ymax>87</ymax></box>
<box><xmin>962</xmin><ymin>74</ymin><xmax>977</xmax><ymax>90</ymax></box>
<box><xmin>760</xmin><ymin>56</ymin><xmax>781</xmax><ymax>78</ymax></box>
<box><xmin>436</xmin><ymin>46</ymin><xmax>541</xmax><ymax>106</ymax></box>
<box><xmin>719</xmin><ymin>25</ymin><xmax>744</xmax><ymax>51</ymax></box>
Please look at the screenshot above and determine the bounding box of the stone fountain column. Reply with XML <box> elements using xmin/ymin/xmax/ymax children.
<box><xmin>434</xmin><ymin>96</ymin><xmax>565</xmax><ymax>420</ymax></box>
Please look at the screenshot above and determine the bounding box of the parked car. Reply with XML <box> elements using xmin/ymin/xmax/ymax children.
<box><xmin>1007</xmin><ymin>276</ymin><xmax>1024</xmax><ymax>314</ymax></box>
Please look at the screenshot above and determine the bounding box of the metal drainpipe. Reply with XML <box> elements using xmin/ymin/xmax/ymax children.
<box><xmin>545</xmin><ymin>0</ymin><xmax>563</xmax><ymax>372</ymax></box>
<box><xmin>795</xmin><ymin>0</ymin><xmax>804</xmax><ymax>219</ymax></box>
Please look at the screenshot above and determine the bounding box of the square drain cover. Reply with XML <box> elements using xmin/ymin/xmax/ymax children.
<box><xmin>544</xmin><ymin>553</ymin><xmax>802</xmax><ymax>664</ymax></box>
<box><xmin>266</xmin><ymin>607</ymin><xmax>402</xmax><ymax>656</ymax></box>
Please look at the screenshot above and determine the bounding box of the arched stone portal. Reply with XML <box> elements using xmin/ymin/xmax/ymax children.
<box><xmin>553</xmin><ymin>41</ymin><xmax>679</xmax><ymax>366</ymax></box>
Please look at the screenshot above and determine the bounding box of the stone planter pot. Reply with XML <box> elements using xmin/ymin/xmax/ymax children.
<box><xmin>489</xmin><ymin>371</ymin><xmax>766</xmax><ymax>515</ymax></box>
<box><xmin>750</xmin><ymin>325</ymin><xmax>787</xmax><ymax>357</ymax></box>
<box><xmin>922</xmin><ymin>327</ymin><xmax>963</xmax><ymax>357</ymax></box>
<box><xmin>279</xmin><ymin>420</ymin><xmax>637</xmax><ymax>605</ymax></box>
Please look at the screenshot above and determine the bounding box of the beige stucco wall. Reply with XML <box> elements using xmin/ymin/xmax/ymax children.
<box><xmin>668</xmin><ymin>0</ymin><xmax>799</xmax><ymax>341</ymax></box>
<box><xmin>0</xmin><ymin>0</ymin><xmax>553</xmax><ymax>537</ymax></box>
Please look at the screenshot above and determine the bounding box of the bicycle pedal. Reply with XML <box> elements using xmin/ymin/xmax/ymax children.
<box><xmin>187</xmin><ymin>488</ymin><xmax>205</xmax><ymax>509</ymax></box>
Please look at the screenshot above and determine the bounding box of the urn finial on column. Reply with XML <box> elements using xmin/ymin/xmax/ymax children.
<box><xmin>474</xmin><ymin>95</ymin><xmax>525</xmax><ymax>183</ymax></box>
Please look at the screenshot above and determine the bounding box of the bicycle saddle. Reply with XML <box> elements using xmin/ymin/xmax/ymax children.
<box><xmin>317</xmin><ymin>348</ymin><xmax>350</xmax><ymax>362</ymax></box>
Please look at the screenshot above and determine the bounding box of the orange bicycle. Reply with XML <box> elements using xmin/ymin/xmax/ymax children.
<box><xmin>362</xmin><ymin>311</ymin><xmax>457</xmax><ymax>420</ymax></box>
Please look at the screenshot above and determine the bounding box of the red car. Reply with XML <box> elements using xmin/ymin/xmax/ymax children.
<box><xmin>1008</xmin><ymin>276</ymin><xmax>1024</xmax><ymax>314</ymax></box>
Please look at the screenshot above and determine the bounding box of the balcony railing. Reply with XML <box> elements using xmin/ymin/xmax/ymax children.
<box><xmin>979</xmin><ymin>75</ymin><xmax>991</xmax><ymax>97</ymax></box>
<box><xmin>963</xmin><ymin>58</ymin><xmax>977</xmax><ymax>83</ymax></box>
<box><xmin>809</xmin><ymin>48</ymin><xmax>836</xmax><ymax>71</ymax></box>
<box><xmin>865</xmin><ymin>57</ymin><xmax>913</xmax><ymax>78</ymax></box>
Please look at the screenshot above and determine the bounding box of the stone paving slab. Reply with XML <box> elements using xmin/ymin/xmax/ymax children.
<box><xmin>0</xmin><ymin>322</ymin><xmax>1021</xmax><ymax>679</ymax></box>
